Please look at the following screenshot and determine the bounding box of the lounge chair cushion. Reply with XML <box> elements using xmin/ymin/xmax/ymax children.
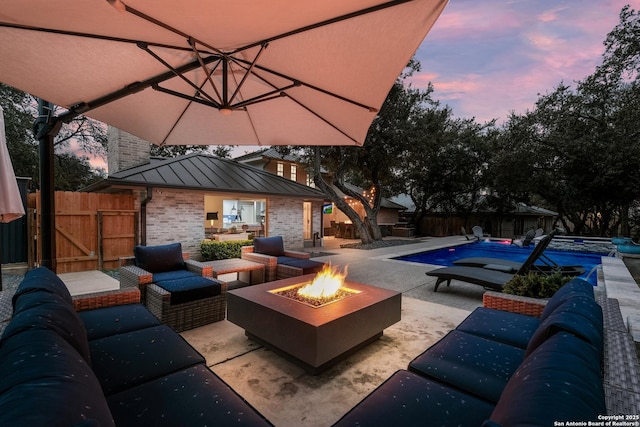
<box><xmin>11</xmin><ymin>266</ymin><xmax>73</xmax><ymax>306</ymax></box>
<box><xmin>78</xmin><ymin>303</ymin><xmax>161</xmax><ymax>341</ymax></box>
<box><xmin>488</xmin><ymin>332</ymin><xmax>605</xmax><ymax>426</ymax></box>
<box><xmin>89</xmin><ymin>324</ymin><xmax>205</xmax><ymax>395</ymax></box>
<box><xmin>155</xmin><ymin>276</ymin><xmax>221</xmax><ymax>305</ymax></box>
<box><xmin>408</xmin><ymin>330</ymin><xmax>524</xmax><ymax>403</ymax></box>
<box><xmin>152</xmin><ymin>269</ymin><xmax>198</xmax><ymax>283</ymax></box>
<box><xmin>134</xmin><ymin>242</ymin><xmax>186</xmax><ymax>274</ymax></box>
<box><xmin>332</xmin><ymin>370</ymin><xmax>495</xmax><ymax>427</ymax></box>
<box><xmin>279</xmin><ymin>259</ymin><xmax>325</xmax><ymax>275</ymax></box>
<box><xmin>253</xmin><ymin>236</ymin><xmax>285</xmax><ymax>257</ymax></box>
<box><xmin>107</xmin><ymin>364</ymin><xmax>273</xmax><ymax>427</ymax></box>
<box><xmin>0</xmin><ymin>329</ymin><xmax>114</xmax><ymax>427</ymax></box>
<box><xmin>3</xmin><ymin>291</ymin><xmax>91</xmax><ymax>363</ymax></box>
<box><xmin>455</xmin><ymin>307</ymin><xmax>540</xmax><ymax>349</ymax></box>
<box><xmin>524</xmin><ymin>295</ymin><xmax>603</xmax><ymax>358</ymax></box>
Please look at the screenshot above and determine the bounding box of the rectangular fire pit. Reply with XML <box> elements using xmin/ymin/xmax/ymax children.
<box><xmin>227</xmin><ymin>275</ymin><xmax>401</xmax><ymax>374</ymax></box>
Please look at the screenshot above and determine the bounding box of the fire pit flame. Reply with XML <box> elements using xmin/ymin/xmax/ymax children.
<box><xmin>297</xmin><ymin>264</ymin><xmax>348</xmax><ymax>299</ymax></box>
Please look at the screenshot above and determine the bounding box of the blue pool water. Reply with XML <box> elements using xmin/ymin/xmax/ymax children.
<box><xmin>395</xmin><ymin>241</ymin><xmax>606</xmax><ymax>285</ymax></box>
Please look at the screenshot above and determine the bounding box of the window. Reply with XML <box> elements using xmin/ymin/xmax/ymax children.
<box><xmin>290</xmin><ymin>165</ymin><xmax>297</xmax><ymax>181</ymax></box>
<box><xmin>306</xmin><ymin>173</ymin><xmax>315</xmax><ymax>188</ymax></box>
<box><xmin>277</xmin><ymin>162</ymin><xmax>284</xmax><ymax>177</ymax></box>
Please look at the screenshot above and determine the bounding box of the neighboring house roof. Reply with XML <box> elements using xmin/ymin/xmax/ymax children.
<box><xmin>83</xmin><ymin>153</ymin><xmax>326</xmax><ymax>199</ymax></box>
<box><xmin>234</xmin><ymin>148</ymin><xmax>299</xmax><ymax>163</ymax></box>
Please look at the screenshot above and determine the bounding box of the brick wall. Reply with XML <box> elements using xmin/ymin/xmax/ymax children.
<box><xmin>267</xmin><ymin>197</ymin><xmax>304</xmax><ymax>249</ymax></box>
<box><xmin>144</xmin><ymin>189</ymin><xmax>205</xmax><ymax>259</ymax></box>
<box><xmin>107</xmin><ymin>126</ymin><xmax>150</xmax><ymax>174</ymax></box>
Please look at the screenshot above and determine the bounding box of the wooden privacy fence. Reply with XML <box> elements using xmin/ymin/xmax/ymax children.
<box><xmin>29</xmin><ymin>191</ymin><xmax>138</xmax><ymax>273</ymax></box>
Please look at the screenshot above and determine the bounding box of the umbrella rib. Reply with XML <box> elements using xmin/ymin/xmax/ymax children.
<box><xmin>231</xmin><ymin>56</ymin><xmax>378</xmax><ymax>112</ymax></box>
<box><xmin>58</xmin><ymin>54</ymin><xmax>220</xmax><ymax>122</ymax></box>
<box><xmin>0</xmin><ymin>21</ymin><xmax>201</xmax><ymax>54</ymax></box>
<box><xmin>282</xmin><ymin>93</ymin><xmax>362</xmax><ymax>145</ymax></box>
<box><xmin>139</xmin><ymin>42</ymin><xmax>220</xmax><ymax>105</ymax></box>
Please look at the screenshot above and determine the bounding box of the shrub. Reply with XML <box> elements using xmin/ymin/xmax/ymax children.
<box><xmin>503</xmin><ymin>272</ymin><xmax>572</xmax><ymax>298</ymax></box>
<box><xmin>200</xmin><ymin>240</ymin><xmax>253</xmax><ymax>261</ymax></box>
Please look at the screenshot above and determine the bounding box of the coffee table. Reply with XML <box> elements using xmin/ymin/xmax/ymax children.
<box><xmin>227</xmin><ymin>275</ymin><xmax>401</xmax><ymax>374</ymax></box>
<box><xmin>203</xmin><ymin>258</ymin><xmax>265</xmax><ymax>289</ymax></box>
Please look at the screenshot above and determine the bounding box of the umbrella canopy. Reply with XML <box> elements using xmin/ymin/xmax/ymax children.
<box><xmin>0</xmin><ymin>0</ymin><xmax>448</xmax><ymax>147</ymax></box>
<box><xmin>0</xmin><ymin>106</ymin><xmax>25</xmax><ymax>224</ymax></box>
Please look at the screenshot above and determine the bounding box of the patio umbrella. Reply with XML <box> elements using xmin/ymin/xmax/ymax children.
<box><xmin>0</xmin><ymin>0</ymin><xmax>448</xmax><ymax>269</ymax></box>
<box><xmin>0</xmin><ymin>0</ymin><xmax>448</xmax><ymax>147</ymax></box>
<box><xmin>0</xmin><ymin>106</ymin><xmax>26</xmax><ymax>289</ymax></box>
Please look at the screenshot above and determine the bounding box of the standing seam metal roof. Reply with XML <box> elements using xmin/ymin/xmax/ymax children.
<box><xmin>83</xmin><ymin>153</ymin><xmax>326</xmax><ymax>198</ymax></box>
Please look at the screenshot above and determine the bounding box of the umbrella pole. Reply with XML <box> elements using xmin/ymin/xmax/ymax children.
<box><xmin>35</xmin><ymin>99</ymin><xmax>60</xmax><ymax>273</ymax></box>
<box><xmin>0</xmin><ymin>228</ymin><xmax>3</xmax><ymax>290</ymax></box>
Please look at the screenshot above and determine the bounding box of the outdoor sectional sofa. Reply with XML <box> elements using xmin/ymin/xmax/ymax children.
<box><xmin>0</xmin><ymin>267</ymin><xmax>272</xmax><ymax>427</ymax></box>
<box><xmin>333</xmin><ymin>278</ymin><xmax>640</xmax><ymax>426</ymax></box>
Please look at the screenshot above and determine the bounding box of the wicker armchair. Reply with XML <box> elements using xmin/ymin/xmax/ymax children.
<box><xmin>240</xmin><ymin>236</ymin><xmax>310</xmax><ymax>282</ymax></box>
<box><xmin>119</xmin><ymin>244</ymin><xmax>212</xmax><ymax>303</ymax></box>
<box><xmin>146</xmin><ymin>280</ymin><xmax>227</xmax><ymax>332</ymax></box>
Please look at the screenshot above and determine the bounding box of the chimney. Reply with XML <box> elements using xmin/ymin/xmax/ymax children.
<box><xmin>107</xmin><ymin>126</ymin><xmax>151</xmax><ymax>174</ymax></box>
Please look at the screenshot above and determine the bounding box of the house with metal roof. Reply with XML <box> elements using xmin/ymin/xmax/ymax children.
<box><xmin>235</xmin><ymin>148</ymin><xmax>408</xmax><ymax>236</ymax></box>
<box><xmin>84</xmin><ymin>129</ymin><xmax>327</xmax><ymax>258</ymax></box>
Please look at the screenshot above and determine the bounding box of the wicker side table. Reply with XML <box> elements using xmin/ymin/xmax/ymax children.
<box><xmin>204</xmin><ymin>258</ymin><xmax>265</xmax><ymax>287</ymax></box>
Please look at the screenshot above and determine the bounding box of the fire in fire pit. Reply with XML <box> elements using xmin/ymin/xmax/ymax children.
<box><xmin>269</xmin><ymin>264</ymin><xmax>361</xmax><ymax>307</ymax></box>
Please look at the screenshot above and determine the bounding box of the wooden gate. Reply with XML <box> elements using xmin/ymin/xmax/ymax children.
<box><xmin>29</xmin><ymin>191</ymin><xmax>137</xmax><ymax>273</ymax></box>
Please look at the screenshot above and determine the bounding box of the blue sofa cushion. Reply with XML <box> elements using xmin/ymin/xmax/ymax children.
<box><xmin>78</xmin><ymin>303</ymin><xmax>161</xmax><ymax>341</ymax></box>
<box><xmin>253</xmin><ymin>236</ymin><xmax>285</xmax><ymax>257</ymax></box>
<box><xmin>155</xmin><ymin>276</ymin><xmax>221</xmax><ymax>305</ymax></box>
<box><xmin>3</xmin><ymin>291</ymin><xmax>91</xmax><ymax>363</ymax></box>
<box><xmin>279</xmin><ymin>259</ymin><xmax>325</xmax><ymax>274</ymax></box>
<box><xmin>408</xmin><ymin>330</ymin><xmax>525</xmax><ymax>403</ymax></box>
<box><xmin>525</xmin><ymin>295</ymin><xmax>603</xmax><ymax>358</ymax></box>
<box><xmin>12</xmin><ymin>266</ymin><xmax>73</xmax><ymax>307</ymax></box>
<box><xmin>488</xmin><ymin>332</ymin><xmax>605</xmax><ymax>426</ymax></box>
<box><xmin>540</xmin><ymin>278</ymin><xmax>594</xmax><ymax>321</ymax></box>
<box><xmin>332</xmin><ymin>370</ymin><xmax>495</xmax><ymax>427</ymax></box>
<box><xmin>89</xmin><ymin>324</ymin><xmax>205</xmax><ymax>395</ymax></box>
<box><xmin>134</xmin><ymin>242</ymin><xmax>185</xmax><ymax>273</ymax></box>
<box><xmin>0</xmin><ymin>329</ymin><xmax>114</xmax><ymax>427</ymax></box>
<box><xmin>152</xmin><ymin>269</ymin><xmax>197</xmax><ymax>283</ymax></box>
<box><xmin>456</xmin><ymin>307</ymin><xmax>540</xmax><ymax>349</ymax></box>
<box><xmin>107</xmin><ymin>364</ymin><xmax>273</xmax><ymax>427</ymax></box>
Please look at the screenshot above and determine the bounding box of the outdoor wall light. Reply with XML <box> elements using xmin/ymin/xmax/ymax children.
<box><xmin>206</xmin><ymin>212</ymin><xmax>219</xmax><ymax>226</ymax></box>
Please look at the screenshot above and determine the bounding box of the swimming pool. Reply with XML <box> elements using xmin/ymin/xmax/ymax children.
<box><xmin>394</xmin><ymin>241</ymin><xmax>606</xmax><ymax>285</ymax></box>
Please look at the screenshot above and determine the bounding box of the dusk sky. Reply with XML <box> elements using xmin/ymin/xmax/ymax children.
<box><xmin>410</xmin><ymin>0</ymin><xmax>640</xmax><ymax>124</ymax></box>
<box><xmin>88</xmin><ymin>1</ymin><xmax>640</xmax><ymax>169</ymax></box>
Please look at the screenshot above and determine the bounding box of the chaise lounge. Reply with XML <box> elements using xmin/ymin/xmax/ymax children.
<box><xmin>454</xmin><ymin>230</ymin><xmax>584</xmax><ymax>275</ymax></box>
<box><xmin>428</xmin><ymin>233</ymin><xmax>584</xmax><ymax>292</ymax></box>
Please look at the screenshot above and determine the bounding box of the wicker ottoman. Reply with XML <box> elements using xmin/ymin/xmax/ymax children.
<box><xmin>146</xmin><ymin>276</ymin><xmax>226</xmax><ymax>332</ymax></box>
<box><xmin>276</xmin><ymin>259</ymin><xmax>326</xmax><ymax>280</ymax></box>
